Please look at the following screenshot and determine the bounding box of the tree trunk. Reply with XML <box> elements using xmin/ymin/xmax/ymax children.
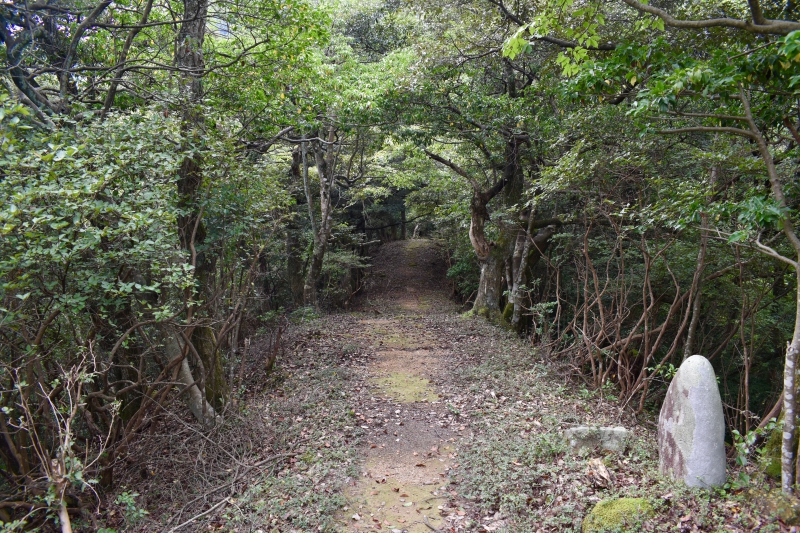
<box><xmin>173</xmin><ymin>0</ymin><xmax>221</xmax><ymax>425</ymax></box>
<box><xmin>401</xmin><ymin>203</ymin><xmax>407</xmax><ymax>240</ymax></box>
<box><xmin>683</xmin><ymin>166</ymin><xmax>715</xmax><ymax>359</ymax></box>
<box><xmin>785</xmin><ymin>295</ymin><xmax>800</xmax><ymax>492</ymax></box>
<box><xmin>304</xmin><ymin>244</ymin><xmax>327</xmax><ymax>307</ymax></box>
<box><xmin>192</xmin><ymin>326</ymin><xmax>228</xmax><ymax>408</ymax></box>
<box><xmin>510</xmin><ymin>222</ymin><xmax>556</xmax><ymax>330</ymax></box>
<box><xmin>744</xmin><ymin>100</ymin><xmax>800</xmax><ymax>492</ymax></box>
<box><xmin>176</xmin><ymin>0</ymin><xmax>208</xmax><ymax>260</ymax></box>
<box><xmin>163</xmin><ymin>329</ymin><xmax>219</xmax><ymax>427</ymax></box>
<box><xmin>58</xmin><ymin>497</ymin><xmax>72</xmax><ymax>533</ymax></box>
<box><xmin>473</xmin><ymin>251</ymin><xmax>505</xmax><ymax>319</ymax></box>
<box><xmin>285</xmin><ymin>218</ymin><xmax>305</xmax><ymax>305</ymax></box>
<box><xmin>303</xmin><ymin>129</ymin><xmax>336</xmax><ymax>307</ymax></box>
<box><xmin>422</xmin><ymin>147</ymin><xmax>525</xmax><ymax>323</ymax></box>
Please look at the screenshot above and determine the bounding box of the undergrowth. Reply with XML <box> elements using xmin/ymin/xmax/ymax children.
<box><xmin>445</xmin><ymin>322</ymin><xmax>785</xmax><ymax>532</ymax></box>
<box><xmin>106</xmin><ymin>321</ymin><xmax>362</xmax><ymax>533</ymax></box>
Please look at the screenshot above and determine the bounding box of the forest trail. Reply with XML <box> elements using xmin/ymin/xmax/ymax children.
<box><xmin>341</xmin><ymin>239</ymin><xmax>462</xmax><ymax>532</ymax></box>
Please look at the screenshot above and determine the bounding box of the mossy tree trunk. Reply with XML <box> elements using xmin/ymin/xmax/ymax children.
<box><xmin>473</xmin><ymin>249</ymin><xmax>505</xmax><ymax>320</ymax></box>
<box><xmin>303</xmin><ymin>126</ymin><xmax>337</xmax><ymax>308</ymax></box>
<box><xmin>423</xmin><ymin>150</ymin><xmax>511</xmax><ymax>314</ymax></box>
<box><xmin>192</xmin><ymin>326</ymin><xmax>229</xmax><ymax>408</ymax></box>
<box><xmin>173</xmin><ymin>0</ymin><xmax>224</xmax><ymax>425</ymax></box>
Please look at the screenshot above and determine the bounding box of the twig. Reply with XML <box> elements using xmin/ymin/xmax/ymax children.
<box><xmin>167</xmin><ymin>497</ymin><xmax>229</xmax><ymax>532</ymax></box>
<box><xmin>172</xmin><ymin>452</ymin><xmax>296</xmax><ymax>520</ymax></box>
<box><xmin>423</xmin><ymin>515</ymin><xmax>445</xmax><ymax>532</ymax></box>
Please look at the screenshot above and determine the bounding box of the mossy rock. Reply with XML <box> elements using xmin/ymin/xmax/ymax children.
<box><xmin>747</xmin><ymin>488</ymin><xmax>800</xmax><ymax>525</ymax></box>
<box><xmin>582</xmin><ymin>498</ymin><xmax>654</xmax><ymax>533</ymax></box>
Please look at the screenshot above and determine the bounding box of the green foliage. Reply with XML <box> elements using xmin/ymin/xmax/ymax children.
<box><xmin>114</xmin><ymin>491</ymin><xmax>149</xmax><ymax>525</ymax></box>
<box><xmin>0</xmin><ymin>104</ymin><xmax>190</xmax><ymax>327</ymax></box>
<box><xmin>446</xmin><ymin>251</ymin><xmax>480</xmax><ymax>300</ymax></box>
<box><xmin>731</xmin><ymin>418</ymin><xmax>779</xmax><ymax>468</ymax></box>
<box><xmin>3</xmin><ymin>0</ymin><xmax>800</xmax><ymax>523</ymax></box>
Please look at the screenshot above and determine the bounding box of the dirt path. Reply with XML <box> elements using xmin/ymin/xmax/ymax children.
<box><xmin>341</xmin><ymin>239</ymin><xmax>465</xmax><ymax>533</ymax></box>
<box><xmin>117</xmin><ymin>241</ymin><xmax>769</xmax><ymax>533</ymax></box>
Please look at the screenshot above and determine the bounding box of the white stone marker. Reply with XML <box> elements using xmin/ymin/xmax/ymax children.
<box><xmin>657</xmin><ymin>355</ymin><xmax>726</xmax><ymax>488</ymax></box>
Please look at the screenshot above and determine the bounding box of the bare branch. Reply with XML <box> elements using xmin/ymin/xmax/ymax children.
<box><xmin>755</xmin><ymin>233</ymin><xmax>798</xmax><ymax>267</ymax></box>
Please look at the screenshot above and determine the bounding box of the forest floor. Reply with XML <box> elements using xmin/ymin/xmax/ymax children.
<box><xmin>113</xmin><ymin>239</ymin><xmax>786</xmax><ymax>533</ymax></box>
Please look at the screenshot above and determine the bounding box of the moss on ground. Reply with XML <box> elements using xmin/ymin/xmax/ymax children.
<box><xmin>581</xmin><ymin>498</ymin><xmax>654</xmax><ymax>533</ymax></box>
<box><xmin>747</xmin><ymin>488</ymin><xmax>800</xmax><ymax>525</ymax></box>
<box><xmin>371</xmin><ymin>371</ymin><xmax>438</xmax><ymax>403</ymax></box>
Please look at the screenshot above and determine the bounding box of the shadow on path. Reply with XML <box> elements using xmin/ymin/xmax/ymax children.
<box><xmin>341</xmin><ymin>239</ymin><xmax>463</xmax><ymax>533</ymax></box>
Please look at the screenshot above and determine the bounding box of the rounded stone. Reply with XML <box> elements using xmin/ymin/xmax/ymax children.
<box><xmin>582</xmin><ymin>498</ymin><xmax>654</xmax><ymax>533</ymax></box>
<box><xmin>657</xmin><ymin>355</ymin><xmax>726</xmax><ymax>488</ymax></box>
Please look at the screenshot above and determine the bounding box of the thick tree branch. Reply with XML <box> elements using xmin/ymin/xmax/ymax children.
<box><xmin>60</xmin><ymin>0</ymin><xmax>113</xmax><ymax>99</ymax></box>
<box><xmin>783</xmin><ymin>117</ymin><xmax>800</xmax><ymax>146</ymax></box>
<box><xmin>656</xmin><ymin>126</ymin><xmax>757</xmax><ymax>139</ymax></box>
<box><xmin>620</xmin><ymin>0</ymin><xmax>800</xmax><ymax>35</ymax></box>
<box><xmin>747</xmin><ymin>0</ymin><xmax>768</xmax><ymax>25</ymax></box>
<box><xmin>488</xmin><ymin>0</ymin><xmax>616</xmax><ymax>50</ymax></box>
<box><xmin>423</xmin><ymin>149</ymin><xmax>481</xmax><ymax>190</ymax></box>
<box><xmin>102</xmin><ymin>0</ymin><xmax>154</xmax><ymax>114</ymax></box>
<box><xmin>667</xmin><ymin>111</ymin><xmax>748</xmax><ymax>122</ymax></box>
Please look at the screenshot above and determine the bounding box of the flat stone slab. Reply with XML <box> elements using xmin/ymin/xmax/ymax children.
<box><xmin>658</xmin><ymin>355</ymin><xmax>726</xmax><ymax>488</ymax></box>
<box><xmin>564</xmin><ymin>426</ymin><xmax>630</xmax><ymax>453</ymax></box>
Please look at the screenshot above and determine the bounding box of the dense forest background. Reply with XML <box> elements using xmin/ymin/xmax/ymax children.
<box><xmin>2</xmin><ymin>0</ymin><xmax>800</xmax><ymax>529</ymax></box>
